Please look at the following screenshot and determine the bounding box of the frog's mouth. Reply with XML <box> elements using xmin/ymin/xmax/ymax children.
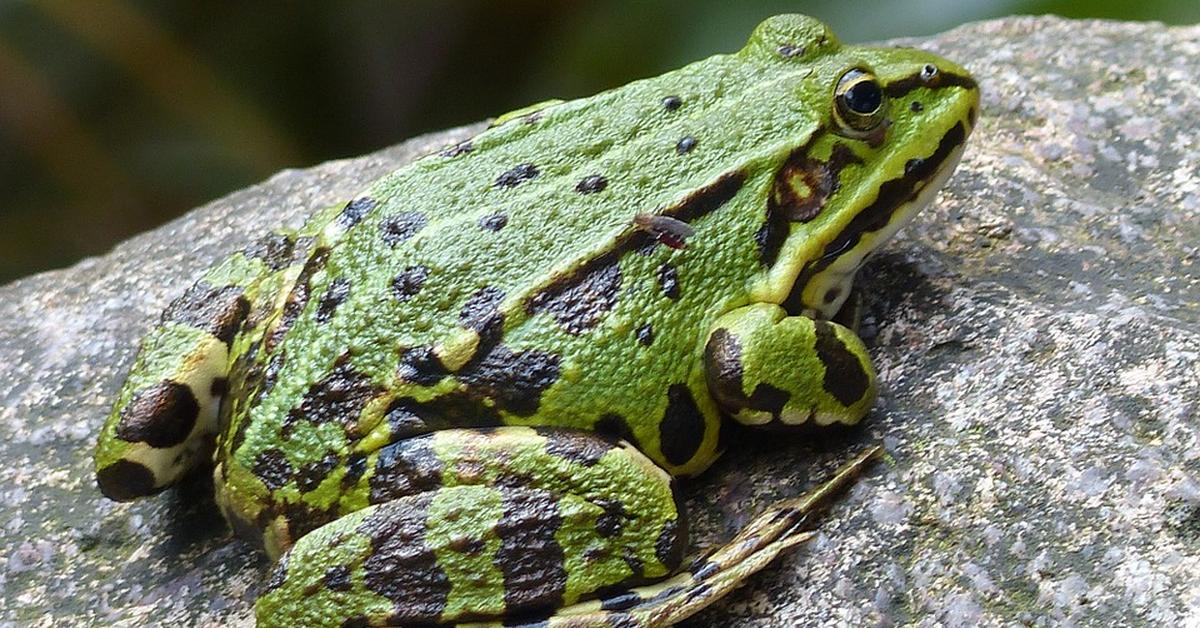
<box><xmin>781</xmin><ymin>120</ymin><xmax>969</xmax><ymax>319</ymax></box>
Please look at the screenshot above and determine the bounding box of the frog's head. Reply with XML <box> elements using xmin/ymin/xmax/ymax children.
<box><xmin>741</xmin><ymin>15</ymin><xmax>980</xmax><ymax>318</ymax></box>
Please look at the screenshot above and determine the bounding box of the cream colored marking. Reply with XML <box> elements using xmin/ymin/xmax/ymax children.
<box><xmin>737</xmin><ymin>409</ymin><xmax>774</xmax><ymax>426</ymax></box>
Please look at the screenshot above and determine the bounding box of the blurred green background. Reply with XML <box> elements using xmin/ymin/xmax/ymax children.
<box><xmin>1</xmin><ymin>1</ymin><xmax>1196</xmax><ymax>283</ymax></box>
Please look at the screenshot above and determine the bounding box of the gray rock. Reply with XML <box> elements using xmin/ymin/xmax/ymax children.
<box><xmin>2</xmin><ymin>15</ymin><xmax>1197</xmax><ymax>627</ymax></box>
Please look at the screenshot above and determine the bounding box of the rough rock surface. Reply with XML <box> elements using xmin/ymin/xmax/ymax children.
<box><xmin>2</xmin><ymin>16</ymin><xmax>1198</xmax><ymax>627</ymax></box>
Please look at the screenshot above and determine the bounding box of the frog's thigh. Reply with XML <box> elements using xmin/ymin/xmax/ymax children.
<box><xmin>256</xmin><ymin>426</ymin><xmax>685</xmax><ymax>627</ymax></box>
<box><xmin>704</xmin><ymin>303</ymin><xmax>877</xmax><ymax>427</ymax></box>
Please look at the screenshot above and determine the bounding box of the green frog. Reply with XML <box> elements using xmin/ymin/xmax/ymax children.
<box><xmin>94</xmin><ymin>15</ymin><xmax>978</xmax><ymax>627</ymax></box>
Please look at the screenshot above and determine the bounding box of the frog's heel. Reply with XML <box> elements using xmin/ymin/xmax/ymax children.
<box><xmin>93</xmin><ymin>228</ymin><xmax>316</xmax><ymax>501</ymax></box>
<box><xmin>704</xmin><ymin>303</ymin><xmax>877</xmax><ymax>429</ymax></box>
<box><xmin>530</xmin><ymin>446</ymin><xmax>882</xmax><ymax>628</ymax></box>
<box><xmin>254</xmin><ymin>426</ymin><xmax>687</xmax><ymax>628</ymax></box>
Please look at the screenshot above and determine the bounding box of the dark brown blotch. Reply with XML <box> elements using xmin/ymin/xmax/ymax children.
<box><xmin>813</xmin><ymin>321</ymin><xmax>871</xmax><ymax>406</ymax></box>
<box><xmin>495</xmin><ymin>488</ymin><xmax>568</xmax><ymax>613</ymax></box>
<box><xmin>379</xmin><ymin>212</ymin><xmax>429</xmax><ymax>247</ymax></box>
<box><xmin>458</xmin><ymin>345</ymin><xmax>561</xmax><ymax>417</ymax></box>
<box><xmin>296</xmin><ymin>451</ymin><xmax>340</xmax><ymax>492</ymax></box>
<box><xmin>116</xmin><ymin>380</ymin><xmax>200</xmax><ymax>448</ymax></box>
<box><xmin>391</xmin><ymin>265</ymin><xmax>430</xmax><ymax>302</ymax></box>
<box><xmin>575</xmin><ymin>174</ymin><xmax>608</xmax><ymax>194</ymax></box>
<box><xmin>527</xmin><ymin>253</ymin><xmax>622</xmax><ymax>335</ymax></box>
<box><xmin>658</xmin><ymin>384</ymin><xmax>706</xmax><ymax>467</ymax></box>
<box><xmin>267</xmin><ymin>247</ymin><xmax>331</xmax><ymax>352</ymax></box>
<box><xmin>163</xmin><ymin>282</ymin><xmax>250</xmax><ymax>346</ymax></box>
<box><xmin>478</xmin><ymin>213</ymin><xmax>508</xmax><ymax>232</ymax></box>
<box><xmin>370</xmin><ymin>432</ymin><xmax>444</xmax><ymax>503</ymax></box>
<box><xmin>396</xmin><ymin>345</ymin><xmax>448</xmax><ymax>387</ymax></box>
<box><xmin>285</xmin><ymin>353</ymin><xmax>384</xmax><ymax>436</ymax></box>
<box><xmin>656</xmin><ymin>263</ymin><xmax>680</xmax><ymax>300</ymax></box>
<box><xmin>315</xmin><ymin>277</ymin><xmax>351</xmax><ymax>324</ymax></box>
<box><xmin>636</xmin><ymin>324</ymin><xmax>654</xmax><ymax>346</ymax></box>
<box><xmin>495</xmin><ymin>162</ymin><xmax>539</xmax><ymax>188</ymax></box>
<box><xmin>252</xmin><ymin>448</ymin><xmax>294</xmax><ymax>490</ymax></box>
<box><xmin>323</xmin><ymin>565</ymin><xmax>352</xmax><ymax>592</ymax></box>
<box><xmin>360</xmin><ymin>494</ymin><xmax>452</xmax><ymax>623</ymax></box>
<box><xmin>96</xmin><ymin>460</ymin><xmax>158</xmax><ymax>502</ymax></box>
<box><xmin>337</xmin><ymin>197</ymin><xmax>378</xmax><ymax>229</ymax></box>
<box><xmin>459</xmin><ymin>286</ymin><xmax>507</xmax><ymax>351</ymax></box>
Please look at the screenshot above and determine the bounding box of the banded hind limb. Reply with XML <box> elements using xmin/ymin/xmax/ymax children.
<box><xmin>253</xmin><ymin>427</ymin><xmax>879</xmax><ymax>627</ymax></box>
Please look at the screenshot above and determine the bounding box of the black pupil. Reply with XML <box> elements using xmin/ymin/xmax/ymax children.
<box><xmin>845</xmin><ymin>80</ymin><xmax>883</xmax><ymax>115</ymax></box>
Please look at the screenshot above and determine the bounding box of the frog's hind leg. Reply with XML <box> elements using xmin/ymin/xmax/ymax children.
<box><xmin>93</xmin><ymin>228</ymin><xmax>311</xmax><ymax>501</ymax></box>
<box><xmin>254</xmin><ymin>427</ymin><xmax>687</xmax><ymax>628</ymax></box>
<box><xmin>533</xmin><ymin>446</ymin><xmax>882</xmax><ymax>627</ymax></box>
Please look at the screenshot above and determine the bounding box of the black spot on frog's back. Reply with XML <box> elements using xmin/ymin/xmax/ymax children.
<box><xmin>314</xmin><ymin>277</ymin><xmax>351</xmax><ymax>324</ymax></box>
<box><xmin>657</xmin><ymin>263</ymin><xmax>681</xmax><ymax>300</ymax></box>
<box><xmin>495</xmin><ymin>163</ymin><xmax>539</xmax><ymax>188</ymax></box>
<box><xmin>575</xmin><ymin>174</ymin><xmax>608</xmax><ymax>194</ymax></box>
<box><xmin>284</xmin><ymin>353</ymin><xmax>384</xmax><ymax>436</ymax></box>
<box><xmin>458</xmin><ymin>345</ymin><xmax>561</xmax><ymax>417</ymax></box>
<box><xmin>391</xmin><ymin>266</ymin><xmax>430</xmax><ymax>302</ymax></box>
<box><xmin>337</xmin><ymin>197</ymin><xmax>378</xmax><ymax>229</ymax></box>
<box><xmin>478</xmin><ymin>213</ymin><xmax>508</xmax><ymax>231</ymax></box>
<box><xmin>527</xmin><ymin>252</ymin><xmax>622</xmax><ymax>335</ymax></box>
<box><xmin>379</xmin><ymin>212</ymin><xmax>429</xmax><ymax>247</ymax></box>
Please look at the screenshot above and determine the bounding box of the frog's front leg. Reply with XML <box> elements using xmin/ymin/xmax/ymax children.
<box><xmin>255</xmin><ymin>426</ymin><xmax>686</xmax><ymax>627</ymax></box>
<box><xmin>704</xmin><ymin>302</ymin><xmax>878</xmax><ymax>428</ymax></box>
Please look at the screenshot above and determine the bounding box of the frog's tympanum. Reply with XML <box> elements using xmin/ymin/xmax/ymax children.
<box><xmin>95</xmin><ymin>15</ymin><xmax>978</xmax><ymax>627</ymax></box>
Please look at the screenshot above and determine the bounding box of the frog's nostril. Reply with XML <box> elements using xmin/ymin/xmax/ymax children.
<box><xmin>921</xmin><ymin>64</ymin><xmax>938</xmax><ymax>81</ymax></box>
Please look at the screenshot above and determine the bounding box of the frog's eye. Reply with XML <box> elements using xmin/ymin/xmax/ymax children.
<box><xmin>834</xmin><ymin>69</ymin><xmax>887</xmax><ymax>135</ymax></box>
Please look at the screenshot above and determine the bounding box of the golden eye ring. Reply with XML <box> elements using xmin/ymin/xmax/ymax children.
<box><xmin>833</xmin><ymin>68</ymin><xmax>887</xmax><ymax>136</ymax></box>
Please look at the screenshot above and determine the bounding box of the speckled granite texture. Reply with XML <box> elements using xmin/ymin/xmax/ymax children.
<box><xmin>1</xmin><ymin>15</ymin><xmax>1197</xmax><ymax>627</ymax></box>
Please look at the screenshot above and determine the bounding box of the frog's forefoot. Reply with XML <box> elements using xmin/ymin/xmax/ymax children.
<box><xmin>704</xmin><ymin>303</ymin><xmax>878</xmax><ymax>429</ymax></box>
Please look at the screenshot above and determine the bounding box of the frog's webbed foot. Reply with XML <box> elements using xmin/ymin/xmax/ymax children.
<box><xmin>254</xmin><ymin>427</ymin><xmax>686</xmax><ymax>627</ymax></box>
<box><xmin>524</xmin><ymin>446</ymin><xmax>882</xmax><ymax>628</ymax></box>
<box><xmin>703</xmin><ymin>303</ymin><xmax>878</xmax><ymax>429</ymax></box>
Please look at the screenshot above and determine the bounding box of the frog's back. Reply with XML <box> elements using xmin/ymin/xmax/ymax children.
<box><xmin>222</xmin><ymin>29</ymin><xmax>830</xmax><ymax>491</ymax></box>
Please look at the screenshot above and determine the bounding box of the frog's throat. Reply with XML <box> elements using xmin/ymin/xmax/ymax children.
<box><xmin>782</xmin><ymin>120</ymin><xmax>969</xmax><ymax>319</ymax></box>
